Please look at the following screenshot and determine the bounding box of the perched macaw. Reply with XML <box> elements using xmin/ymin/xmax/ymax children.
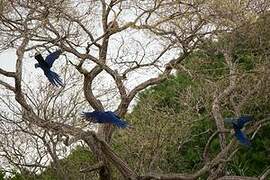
<box><xmin>224</xmin><ymin>115</ymin><xmax>253</xmax><ymax>147</ymax></box>
<box><xmin>81</xmin><ymin>111</ymin><xmax>129</xmax><ymax>128</ymax></box>
<box><xmin>34</xmin><ymin>50</ymin><xmax>63</xmax><ymax>87</ymax></box>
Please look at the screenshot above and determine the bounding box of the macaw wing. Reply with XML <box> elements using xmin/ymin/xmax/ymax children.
<box><xmin>82</xmin><ymin>111</ymin><xmax>128</xmax><ymax>128</ymax></box>
<box><xmin>82</xmin><ymin>111</ymin><xmax>111</xmax><ymax>124</ymax></box>
<box><xmin>237</xmin><ymin>115</ymin><xmax>253</xmax><ymax>129</ymax></box>
<box><xmin>45</xmin><ymin>50</ymin><xmax>62</xmax><ymax>68</ymax></box>
<box><xmin>106</xmin><ymin>111</ymin><xmax>128</xmax><ymax>128</ymax></box>
<box><xmin>234</xmin><ymin>128</ymin><xmax>251</xmax><ymax>147</ymax></box>
<box><xmin>224</xmin><ymin>117</ymin><xmax>237</xmax><ymax>127</ymax></box>
<box><xmin>106</xmin><ymin>111</ymin><xmax>119</xmax><ymax>118</ymax></box>
<box><xmin>81</xmin><ymin>111</ymin><xmax>99</xmax><ymax>123</ymax></box>
<box><xmin>112</xmin><ymin>117</ymin><xmax>128</xmax><ymax>128</ymax></box>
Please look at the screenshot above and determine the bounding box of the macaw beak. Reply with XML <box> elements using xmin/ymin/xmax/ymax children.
<box><xmin>34</xmin><ymin>52</ymin><xmax>41</xmax><ymax>56</ymax></box>
<box><xmin>34</xmin><ymin>63</ymin><xmax>40</xmax><ymax>68</ymax></box>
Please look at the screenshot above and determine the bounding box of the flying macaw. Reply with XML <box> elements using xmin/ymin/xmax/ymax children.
<box><xmin>81</xmin><ymin>111</ymin><xmax>129</xmax><ymax>128</ymax></box>
<box><xmin>224</xmin><ymin>115</ymin><xmax>253</xmax><ymax>147</ymax></box>
<box><xmin>34</xmin><ymin>50</ymin><xmax>63</xmax><ymax>87</ymax></box>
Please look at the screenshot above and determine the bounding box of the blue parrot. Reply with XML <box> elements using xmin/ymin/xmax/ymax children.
<box><xmin>224</xmin><ymin>115</ymin><xmax>253</xmax><ymax>147</ymax></box>
<box><xmin>34</xmin><ymin>50</ymin><xmax>63</xmax><ymax>87</ymax></box>
<box><xmin>81</xmin><ymin>111</ymin><xmax>129</xmax><ymax>128</ymax></box>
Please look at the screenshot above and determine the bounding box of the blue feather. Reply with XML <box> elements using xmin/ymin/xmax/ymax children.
<box><xmin>233</xmin><ymin>125</ymin><xmax>252</xmax><ymax>147</ymax></box>
<box><xmin>237</xmin><ymin>115</ymin><xmax>253</xmax><ymax>129</ymax></box>
<box><xmin>82</xmin><ymin>111</ymin><xmax>129</xmax><ymax>128</ymax></box>
<box><xmin>34</xmin><ymin>50</ymin><xmax>63</xmax><ymax>87</ymax></box>
<box><xmin>224</xmin><ymin>115</ymin><xmax>253</xmax><ymax>147</ymax></box>
<box><xmin>45</xmin><ymin>50</ymin><xmax>62</xmax><ymax>68</ymax></box>
<box><xmin>81</xmin><ymin>111</ymin><xmax>110</xmax><ymax>123</ymax></box>
<box><xmin>44</xmin><ymin>69</ymin><xmax>63</xmax><ymax>87</ymax></box>
<box><xmin>224</xmin><ymin>115</ymin><xmax>253</xmax><ymax>128</ymax></box>
<box><xmin>107</xmin><ymin>111</ymin><xmax>128</xmax><ymax>128</ymax></box>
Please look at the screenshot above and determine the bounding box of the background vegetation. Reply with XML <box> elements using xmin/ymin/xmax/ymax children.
<box><xmin>0</xmin><ymin>0</ymin><xmax>270</xmax><ymax>180</ymax></box>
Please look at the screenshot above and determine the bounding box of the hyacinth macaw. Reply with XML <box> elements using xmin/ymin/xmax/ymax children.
<box><xmin>81</xmin><ymin>111</ymin><xmax>129</xmax><ymax>128</ymax></box>
<box><xmin>224</xmin><ymin>115</ymin><xmax>253</xmax><ymax>147</ymax></box>
<box><xmin>34</xmin><ymin>50</ymin><xmax>63</xmax><ymax>87</ymax></box>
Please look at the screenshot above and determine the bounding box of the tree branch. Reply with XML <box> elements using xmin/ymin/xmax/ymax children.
<box><xmin>0</xmin><ymin>67</ymin><xmax>16</xmax><ymax>77</ymax></box>
<box><xmin>0</xmin><ymin>80</ymin><xmax>15</xmax><ymax>92</ymax></box>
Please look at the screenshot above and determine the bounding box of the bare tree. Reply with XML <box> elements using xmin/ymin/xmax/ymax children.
<box><xmin>0</xmin><ymin>0</ymin><xmax>270</xmax><ymax>180</ymax></box>
<box><xmin>0</xmin><ymin>66</ymin><xmax>91</xmax><ymax>179</ymax></box>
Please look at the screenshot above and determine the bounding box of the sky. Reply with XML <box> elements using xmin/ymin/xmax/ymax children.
<box><xmin>0</xmin><ymin>49</ymin><xmax>16</xmax><ymax>72</ymax></box>
<box><xmin>0</xmin><ymin>32</ymin><xmax>177</xmax><ymax>110</ymax></box>
<box><xmin>0</xmin><ymin>0</ymin><xmax>180</xmax><ymax>110</ymax></box>
<box><xmin>0</xmin><ymin>48</ymin><xmax>43</xmax><ymax>91</ymax></box>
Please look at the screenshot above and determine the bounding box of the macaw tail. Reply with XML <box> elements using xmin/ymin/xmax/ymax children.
<box><xmin>46</xmin><ymin>70</ymin><xmax>64</xmax><ymax>87</ymax></box>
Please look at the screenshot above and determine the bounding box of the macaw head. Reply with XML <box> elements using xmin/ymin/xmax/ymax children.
<box><xmin>34</xmin><ymin>52</ymin><xmax>43</xmax><ymax>61</ymax></box>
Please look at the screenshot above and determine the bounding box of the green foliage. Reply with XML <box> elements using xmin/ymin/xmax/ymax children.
<box><xmin>11</xmin><ymin>146</ymin><xmax>98</xmax><ymax>180</ymax></box>
<box><xmin>38</xmin><ymin>146</ymin><xmax>97</xmax><ymax>180</ymax></box>
<box><xmin>0</xmin><ymin>170</ymin><xmax>5</xmax><ymax>180</ymax></box>
<box><xmin>162</xmin><ymin>116</ymin><xmax>216</xmax><ymax>173</ymax></box>
<box><xmin>227</xmin><ymin>125</ymin><xmax>270</xmax><ymax>176</ymax></box>
<box><xmin>7</xmin><ymin>169</ymin><xmax>36</xmax><ymax>180</ymax></box>
<box><xmin>113</xmin><ymin>11</ymin><xmax>270</xmax><ymax>178</ymax></box>
<box><xmin>135</xmin><ymin>74</ymin><xmax>195</xmax><ymax>111</ymax></box>
<box><xmin>114</xmin><ymin>72</ymin><xmax>218</xmax><ymax>177</ymax></box>
<box><xmin>234</xmin><ymin>12</ymin><xmax>270</xmax><ymax>58</ymax></box>
<box><xmin>184</xmin><ymin>49</ymin><xmax>227</xmax><ymax>79</ymax></box>
<box><xmin>237</xmin><ymin>54</ymin><xmax>255</xmax><ymax>71</ymax></box>
<box><xmin>10</xmin><ymin>173</ymin><xmax>25</xmax><ymax>180</ymax></box>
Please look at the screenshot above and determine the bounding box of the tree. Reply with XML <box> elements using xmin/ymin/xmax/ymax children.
<box><xmin>0</xmin><ymin>0</ymin><xmax>270</xmax><ymax>179</ymax></box>
<box><xmin>0</xmin><ymin>67</ymin><xmax>89</xmax><ymax>179</ymax></box>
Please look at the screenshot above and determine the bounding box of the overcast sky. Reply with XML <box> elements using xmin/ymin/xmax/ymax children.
<box><xmin>0</xmin><ymin>49</ymin><xmax>16</xmax><ymax>72</ymax></box>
